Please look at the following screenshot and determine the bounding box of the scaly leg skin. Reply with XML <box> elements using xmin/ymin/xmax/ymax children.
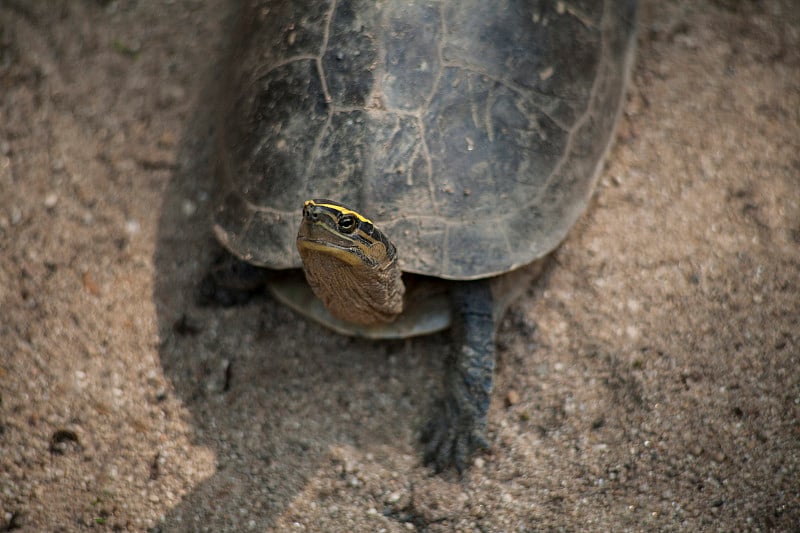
<box><xmin>422</xmin><ymin>280</ymin><xmax>495</xmax><ymax>474</ymax></box>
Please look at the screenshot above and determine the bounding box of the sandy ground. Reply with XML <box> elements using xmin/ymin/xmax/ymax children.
<box><xmin>1</xmin><ymin>0</ymin><xmax>798</xmax><ymax>531</ymax></box>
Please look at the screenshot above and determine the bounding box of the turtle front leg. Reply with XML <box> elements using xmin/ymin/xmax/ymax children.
<box><xmin>197</xmin><ymin>252</ymin><xmax>271</xmax><ymax>307</ymax></box>
<box><xmin>422</xmin><ymin>280</ymin><xmax>495</xmax><ymax>474</ymax></box>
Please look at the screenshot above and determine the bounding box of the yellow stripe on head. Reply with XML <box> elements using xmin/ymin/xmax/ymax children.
<box><xmin>304</xmin><ymin>199</ymin><xmax>373</xmax><ymax>225</ymax></box>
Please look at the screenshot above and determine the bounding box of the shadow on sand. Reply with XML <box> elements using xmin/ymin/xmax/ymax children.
<box><xmin>151</xmin><ymin>62</ymin><xmax>443</xmax><ymax>529</ymax></box>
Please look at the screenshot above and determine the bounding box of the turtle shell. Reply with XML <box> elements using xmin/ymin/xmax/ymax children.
<box><xmin>213</xmin><ymin>0</ymin><xmax>637</xmax><ymax>280</ymax></box>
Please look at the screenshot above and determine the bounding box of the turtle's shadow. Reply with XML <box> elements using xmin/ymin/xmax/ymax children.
<box><xmin>152</xmin><ymin>75</ymin><xmax>439</xmax><ymax>529</ymax></box>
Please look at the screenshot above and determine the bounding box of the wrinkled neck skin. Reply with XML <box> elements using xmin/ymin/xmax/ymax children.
<box><xmin>297</xmin><ymin>222</ymin><xmax>405</xmax><ymax>326</ymax></box>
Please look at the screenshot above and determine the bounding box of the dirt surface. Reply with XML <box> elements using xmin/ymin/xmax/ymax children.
<box><xmin>1</xmin><ymin>1</ymin><xmax>798</xmax><ymax>531</ymax></box>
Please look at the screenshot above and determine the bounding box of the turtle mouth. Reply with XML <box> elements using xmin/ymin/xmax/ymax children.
<box><xmin>297</xmin><ymin>235</ymin><xmax>350</xmax><ymax>250</ymax></box>
<box><xmin>296</xmin><ymin>235</ymin><xmax>365</xmax><ymax>267</ymax></box>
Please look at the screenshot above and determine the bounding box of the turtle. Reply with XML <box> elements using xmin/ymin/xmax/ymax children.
<box><xmin>205</xmin><ymin>0</ymin><xmax>638</xmax><ymax>473</ymax></box>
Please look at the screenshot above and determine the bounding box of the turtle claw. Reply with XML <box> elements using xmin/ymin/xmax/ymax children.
<box><xmin>421</xmin><ymin>398</ymin><xmax>489</xmax><ymax>475</ymax></box>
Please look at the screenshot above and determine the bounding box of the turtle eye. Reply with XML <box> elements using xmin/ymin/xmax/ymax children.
<box><xmin>338</xmin><ymin>214</ymin><xmax>356</xmax><ymax>234</ymax></box>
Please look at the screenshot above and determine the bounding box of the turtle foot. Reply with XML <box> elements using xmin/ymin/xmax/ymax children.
<box><xmin>421</xmin><ymin>395</ymin><xmax>489</xmax><ymax>475</ymax></box>
<box><xmin>196</xmin><ymin>252</ymin><xmax>270</xmax><ymax>307</ymax></box>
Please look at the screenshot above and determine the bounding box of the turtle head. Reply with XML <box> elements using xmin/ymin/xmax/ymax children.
<box><xmin>297</xmin><ymin>199</ymin><xmax>405</xmax><ymax>325</ymax></box>
<box><xmin>298</xmin><ymin>200</ymin><xmax>392</xmax><ymax>266</ymax></box>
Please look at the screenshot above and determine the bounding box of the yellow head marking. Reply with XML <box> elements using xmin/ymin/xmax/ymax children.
<box><xmin>304</xmin><ymin>199</ymin><xmax>373</xmax><ymax>225</ymax></box>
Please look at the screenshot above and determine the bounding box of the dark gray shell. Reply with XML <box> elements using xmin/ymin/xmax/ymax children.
<box><xmin>213</xmin><ymin>0</ymin><xmax>638</xmax><ymax>280</ymax></box>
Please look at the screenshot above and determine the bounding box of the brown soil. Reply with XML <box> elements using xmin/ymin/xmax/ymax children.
<box><xmin>1</xmin><ymin>1</ymin><xmax>798</xmax><ymax>531</ymax></box>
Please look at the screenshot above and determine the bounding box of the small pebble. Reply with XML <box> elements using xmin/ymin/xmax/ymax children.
<box><xmin>82</xmin><ymin>272</ymin><xmax>101</xmax><ymax>296</ymax></box>
<box><xmin>125</xmin><ymin>219</ymin><xmax>140</xmax><ymax>235</ymax></box>
<box><xmin>44</xmin><ymin>193</ymin><xmax>58</xmax><ymax>208</ymax></box>
<box><xmin>506</xmin><ymin>389</ymin><xmax>520</xmax><ymax>406</ymax></box>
